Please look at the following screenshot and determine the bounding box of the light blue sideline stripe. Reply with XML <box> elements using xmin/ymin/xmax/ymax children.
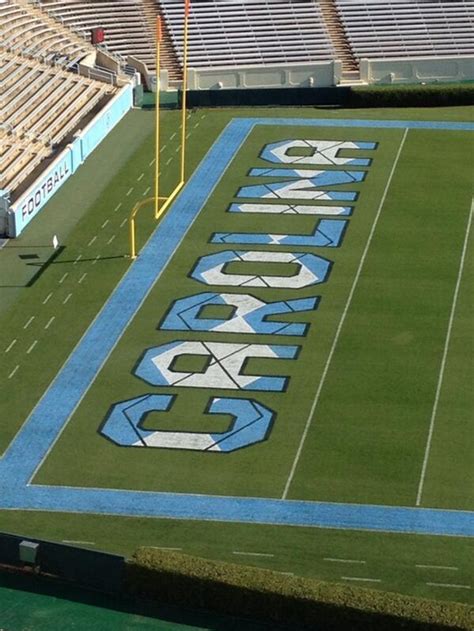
<box><xmin>3</xmin><ymin>486</ymin><xmax>474</xmax><ymax>537</ymax></box>
<box><xmin>0</xmin><ymin>118</ymin><xmax>252</xmax><ymax>485</ymax></box>
<box><xmin>1</xmin><ymin>116</ymin><xmax>472</xmax><ymax>536</ymax></box>
<box><xmin>250</xmin><ymin>118</ymin><xmax>474</xmax><ymax>131</ymax></box>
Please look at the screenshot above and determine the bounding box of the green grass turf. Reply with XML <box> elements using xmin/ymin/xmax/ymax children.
<box><xmin>0</xmin><ymin>572</ymin><xmax>273</xmax><ymax>631</ymax></box>
<box><xmin>28</xmin><ymin>122</ymin><xmax>473</xmax><ymax>515</ymax></box>
<box><xmin>32</xmin><ymin>124</ymin><xmax>405</xmax><ymax>499</ymax></box>
<box><xmin>0</xmin><ymin>105</ymin><xmax>473</xmax><ymax>605</ymax></box>
<box><xmin>0</xmin><ymin>511</ymin><xmax>472</xmax><ymax>605</ymax></box>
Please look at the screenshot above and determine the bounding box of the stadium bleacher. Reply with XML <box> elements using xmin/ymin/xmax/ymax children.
<box><xmin>336</xmin><ymin>0</ymin><xmax>474</xmax><ymax>60</ymax></box>
<box><xmin>0</xmin><ymin>0</ymin><xmax>119</xmax><ymax>196</ymax></box>
<box><xmin>38</xmin><ymin>0</ymin><xmax>159</xmax><ymax>70</ymax></box>
<box><xmin>159</xmin><ymin>0</ymin><xmax>335</xmax><ymax>69</ymax></box>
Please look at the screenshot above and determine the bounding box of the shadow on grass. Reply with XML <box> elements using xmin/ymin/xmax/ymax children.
<box><xmin>0</xmin><ymin>570</ymin><xmax>280</xmax><ymax>631</ymax></box>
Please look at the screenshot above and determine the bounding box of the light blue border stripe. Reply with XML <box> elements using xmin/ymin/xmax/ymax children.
<box><xmin>1</xmin><ymin>117</ymin><xmax>473</xmax><ymax>536</ymax></box>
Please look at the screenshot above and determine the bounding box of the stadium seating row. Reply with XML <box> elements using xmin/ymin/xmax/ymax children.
<box><xmin>0</xmin><ymin>48</ymin><xmax>116</xmax><ymax>194</ymax></box>
<box><xmin>160</xmin><ymin>0</ymin><xmax>335</xmax><ymax>68</ymax></box>
<box><xmin>1</xmin><ymin>0</ymin><xmax>94</xmax><ymax>67</ymax></box>
<box><xmin>336</xmin><ymin>0</ymin><xmax>474</xmax><ymax>59</ymax></box>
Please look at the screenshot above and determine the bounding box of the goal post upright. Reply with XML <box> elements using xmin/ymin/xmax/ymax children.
<box><xmin>154</xmin><ymin>15</ymin><xmax>162</xmax><ymax>220</ymax></box>
<box><xmin>129</xmin><ymin>0</ymin><xmax>190</xmax><ymax>259</ymax></box>
<box><xmin>180</xmin><ymin>0</ymin><xmax>190</xmax><ymax>184</ymax></box>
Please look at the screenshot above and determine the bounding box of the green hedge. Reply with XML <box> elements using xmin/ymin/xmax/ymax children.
<box><xmin>347</xmin><ymin>83</ymin><xmax>474</xmax><ymax>108</ymax></box>
<box><xmin>125</xmin><ymin>548</ymin><xmax>472</xmax><ymax>630</ymax></box>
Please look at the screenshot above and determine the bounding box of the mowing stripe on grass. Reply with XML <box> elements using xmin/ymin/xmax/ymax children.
<box><xmin>281</xmin><ymin>128</ymin><xmax>409</xmax><ymax>501</ymax></box>
<box><xmin>415</xmin><ymin>198</ymin><xmax>474</xmax><ymax>506</ymax></box>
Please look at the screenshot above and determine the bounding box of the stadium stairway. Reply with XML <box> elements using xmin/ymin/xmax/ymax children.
<box><xmin>318</xmin><ymin>0</ymin><xmax>359</xmax><ymax>81</ymax></box>
<box><xmin>140</xmin><ymin>0</ymin><xmax>182</xmax><ymax>81</ymax></box>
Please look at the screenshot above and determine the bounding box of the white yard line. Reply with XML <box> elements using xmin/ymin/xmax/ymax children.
<box><xmin>63</xmin><ymin>292</ymin><xmax>73</xmax><ymax>305</ymax></box>
<box><xmin>5</xmin><ymin>339</ymin><xmax>17</xmax><ymax>353</ymax></box>
<box><xmin>281</xmin><ymin>128</ymin><xmax>409</xmax><ymax>500</ymax></box>
<box><xmin>44</xmin><ymin>316</ymin><xmax>55</xmax><ymax>330</ymax></box>
<box><xmin>59</xmin><ymin>272</ymin><xmax>68</xmax><ymax>284</ymax></box>
<box><xmin>87</xmin><ymin>236</ymin><xmax>97</xmax><ymax>247</ymax></box>
<box><xmin>233</xmin><ymin>551</ymin><xmax>274</xmax><ymax>558</ymax></box>
<box><xmin>42</xmin><ymin>292</ymin><xmax>53</xmax><ymax>305</ymax></box>
<box><xmin>26</xmin><ymin>340</ymin><xmax>38</xmax><ymax>354</ymax></box>
<box><xmin>62</xmin><ymin>540</ymin><xmax>96</xmax><ymax>546</ymax></box>
<box><xmin>324</xmin><ymin>558</ymin><xmax>366</xmax><ymax>564</ymax></box>
<box><xmin>149</xmin><ymin>546</ymin><xmax>182</xmax><ymax>551</ymax></box>
<box><xmin>416</xmin><ymin>198</ymin><xmax>473</xmax><ymax>506</ymax></box>
<box><xmin>416</xmin><ymin>564</ymin><xmax>458</xmax><ymax>571</ymax></box>
<box><xmin>426</xmin><ymin>582</ymin><xmax>470</xmax><ymax>590</ymax></box>
<box><xmin>342</xmin><ymin>576</ymin><xmax>381</xmax><ymax>583</ymax></box>
<box><xmin>8</xmin><ymin>365</ymin><xmax>20</xmax><ymax>379</ymax></box>
<box><xmin>78</xmin><ymin>272</ymin><xmax>87</xmax><ymax>284</ymax></box>
<box><xmin>23</xmin><ymin>316</ymin><xmax>35</xmax><ymax>329</ymax></box>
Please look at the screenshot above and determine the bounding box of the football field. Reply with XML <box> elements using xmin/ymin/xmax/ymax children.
<box><xmin>0</xmin><ymin>106</ymin><xmax>473</xmax><ymax>603</ymax></box>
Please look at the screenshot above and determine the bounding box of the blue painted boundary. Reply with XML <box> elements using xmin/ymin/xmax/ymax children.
<box><xmin>1</xmin><ymin>117</ymin><xmax>473</xmax><ymax>537</ymax></box>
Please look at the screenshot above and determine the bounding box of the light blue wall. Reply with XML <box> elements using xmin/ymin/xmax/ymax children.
<box><xmin>8</xmin><ymin>83</ymin><xmax>133</xmax><ymax>237</ymax></box>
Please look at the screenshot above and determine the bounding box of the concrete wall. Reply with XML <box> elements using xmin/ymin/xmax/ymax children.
<box><xmin>6</xmin><ymin>84</ymin><xmax>133</xmax><ymax>237</ymax></box>
<box><xmin>361</xmin><ymin>56</ymin><xmax>474</xmax><ymax>85</ymax></box>
<box><xmin>186</xmin><ymin>61</ymin><xmax>336</xmax><ymax>90</ymax></box>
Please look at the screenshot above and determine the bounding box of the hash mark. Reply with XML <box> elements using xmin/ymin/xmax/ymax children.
<box><xmin>107</xmin><ymin>235</ymin><xmax>116</xmax><ymax>245</ymax></box>
<box><xmin>26</xmin><ymin>340</ymin><xmax>38</xmax><ymax>354</ymax></box>
<box><xmin>42</xmin><ymin>292</ymin><xmax>53</xmax><ymax>304</ymax></box>
<box><xmin>126</xmin><ymin>187</ymin><xmax>134</xmax><ymax>197</ymax></box>
<box><xmin>59</xmin><ymin>272</ymin><xmax>68</xmax><ymax>284</ymax></box>
<box><xmin>101</xmin><ymin>220</ymin><xmax>109</xmax><ymax>229</ymax></box>
<box><xmin>78</xmin><ymin>272</ymin><xmax>87</xmax><ymax>284</ymax></box>
<box><xmin>8</xmin><ymin>365</ymin><xmax>19</xmax><ymax>379</ymax></box>
<box><xmin>5</xmin><ymin>339</ymin><xmax>17</xmax><ymax>353</ymax></box>
<box><xmin>88</xmin><ymin>236</ymin><xmax>97</xmax><ymax>247</ymax></box>
<box><xmin>23</xmin><ymin>316</ymin><xmax>35</xmax><ymax>329</ymax></box>
<box><xmin>63</xmin><ymin>292</ymin><xmax>73</xmax><ymax>304</ymax></box>
<box><xmin>44</xmin><ymin>316</ymin><xmax>55</xmax><ymax>330</ymax></box>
